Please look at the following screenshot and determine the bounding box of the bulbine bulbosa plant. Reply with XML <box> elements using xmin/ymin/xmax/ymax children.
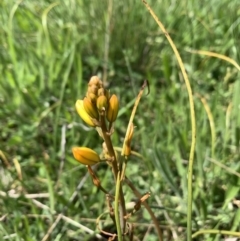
<box><xmin>72</xmin><ymin>76</ymin><xmax>162</xmax><ymax>241</ymax></box>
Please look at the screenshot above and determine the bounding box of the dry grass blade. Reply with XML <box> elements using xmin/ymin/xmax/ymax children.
<box><xmin>187</xmin><ymin>49</ymin><xmax>240</xmax><ymax>71</ymax></box>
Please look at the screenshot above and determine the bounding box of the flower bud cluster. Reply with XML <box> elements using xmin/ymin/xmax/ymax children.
<box><xmin>73</xmin><ymin>76</ymin><xmax>120</xmax><ymax>166</ymax></box>
<box><xmin>75</xmin><ymin>76</ymin><xmax>119</xmax><ymax>127</ymax></box>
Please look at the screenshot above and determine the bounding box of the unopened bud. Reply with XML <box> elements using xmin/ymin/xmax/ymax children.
<box><xmin>97</xmin><ymin>95</ymin><xmax>108</xmax><ymax>111</ymax></box>
<box><xmin>83</xmin><ymin>97</ymin><xmax>99</xmax><ymax>119</ymax></box>
<box><xmin>98</xmin><ymin>88</ymin><xmax>105</xmax><ymax>96</ymax></box>
<box><xmin>88</xmin><ymin>85</ymin><xmax>98</xmax><ymax>95</ymax></box>
<box><xmin>87</xmin><ymin>92</ymin><xmax>97</xmax><ymax>103</ymax></box>
<box><xmin>124</xmin><ymin>123</ymin><xmax>134</xmax><ymax>156</ymax></box>
<box><xmin>106</xmin><ymin>94</ymin><xmax>119</xmax><ymax>123</ymax></box>
<box><xmin>72</xmin><ymin>147</ymin><xmax>100</xmax><ymax>165</ymax></box>
<box><xmin>75</xmin><ymin>100</ymin><xmax>95</xmax><ymax>127</ymax></box>
<box><xmin>89</xmin><ymin>76</ymin><xmax>101</xmax><ymax>86</ymax></box>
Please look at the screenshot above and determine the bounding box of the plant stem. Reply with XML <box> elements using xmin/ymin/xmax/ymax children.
<box><xmin>142</xmin><ymin>1</ymin><xmax>196</xmax><ymax>240</ymax></box>
<box><xmin>100</xmin><ymin>114</ymin><xmax>127</xmax><ymax>236</ymax></box>
<box><xmin>192</xmin><ymin>229</ymin><xmax>240</xmax><ymax>239</ymax></box>
<box><xmin>124</xmin><ymin>176</ymin><xmax>163</xmax><ymax>241</ymax></box>
<box><xmin>115</xmin><ymin>172</ymin><xmax>123</xmax><ymax>241</ymax></box>
<box><xmin>121</xmin><ymin>80</ymin><xmax>148</xmax><ymax>180</ymax></box>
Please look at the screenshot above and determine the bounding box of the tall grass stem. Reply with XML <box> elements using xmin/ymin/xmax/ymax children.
<box><xmin>142</xmin><ymin>1</ymin><xmax>196</xmax><ymax>240</ymax></box>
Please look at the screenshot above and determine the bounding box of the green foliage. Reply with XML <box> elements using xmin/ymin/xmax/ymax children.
<box><xmin>0</xmin><ymin>0</ymin><xmax>240</xmax><ymax>240</ymax></box>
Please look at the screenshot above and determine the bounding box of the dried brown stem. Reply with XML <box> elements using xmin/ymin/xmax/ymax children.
<box><xmin>124</xmin><ymin>176</ymin><xmax>163</xmax><ymax>241</ymax></box>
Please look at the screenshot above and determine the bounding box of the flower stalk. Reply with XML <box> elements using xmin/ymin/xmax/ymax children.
<box><xmin>72</xmin><ymin>76</ymin><xmax>160</xmax><ymax>240</ymax></box>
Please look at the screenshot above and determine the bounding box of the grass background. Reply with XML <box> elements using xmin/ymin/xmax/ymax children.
<box><xmin>0</xmin><ymin>0</ymin><xmax>240</xmax><ymax>240</ymax></box>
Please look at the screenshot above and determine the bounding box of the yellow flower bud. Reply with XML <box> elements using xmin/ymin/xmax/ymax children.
<box><xmin>98</xmin><ymin>88</ymin><xmax>105</xmax><ymax>96</ymax></box>
<box><xmin>88</xmin><ymin>76</ymin><xmax>101</xmax><ymax>86</ymax></box>
<box><xmin>88</xmin><ymin>85</ymin><xmax>98</xmax><ymax>95</ymax></box>
<box><xmin>72</xmin><ymin>147</ymin><xmax>100</xmax><ymax>165</ymax></box>
<box><xmin>88</xmin><ymin>76</ymin><xmax>102</xmax><ymax>87</ymax></box>
<box><xmin>83</xmin><ymin>97</ymin><xmax>99</xmax><ymax>119</ymax></box>
<box><xmin>75</xmin><ymin>100</ymin><xmax>95</xmax><ymax>127</ymax></box>
<box><xmin>106</xmin><ymin>94</ymin><xmax>119</xmax><ymax>123</ymax></box>
<box><xmin>87</xmin><ymin>92</ymin><xmax>97</xmax><ymax>103</ymax></box>
<box><xmin>124</xmin><ymin>123</ymin><xmax>134</xmax><ymax>156</ymax></box>
<box><xmin>124</xmin><ymin>145</ymin><xmax>131</xmax><ymax>157</ymax></box>
<box><xmin>97</xmin><ymin>95</ymin><xmax>108</xmax><ymax>111</ymax></box>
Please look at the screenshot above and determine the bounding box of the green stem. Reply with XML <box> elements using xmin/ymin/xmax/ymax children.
<box><xmin>115</xmin><ymin>172</ymin><xmax>123</xmax><ymax>241</ymax></box>
<box><xmin>142</xmin><ymin>2</ymin><xmax>196</xmax><ymax>240</ymax></box>
<box><xmin>100</xmin><ymin>114</ymin><xmax>127</xmax><ymax>235</ymax></box>
<box><xmin>192</xmin><ymin>229</ymin><xmax>240</xmax><ymax>239</ymax></box>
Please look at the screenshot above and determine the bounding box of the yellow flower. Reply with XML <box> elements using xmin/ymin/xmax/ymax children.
<box><xmin>72</xmin><ymin>147</ymin><xmax>100</xmax><ymax>165</ymax></box>
<box><xmin>75</xmin><ymin>99</ymin><xmax>95</xmax><ymax>127</ymax></box>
